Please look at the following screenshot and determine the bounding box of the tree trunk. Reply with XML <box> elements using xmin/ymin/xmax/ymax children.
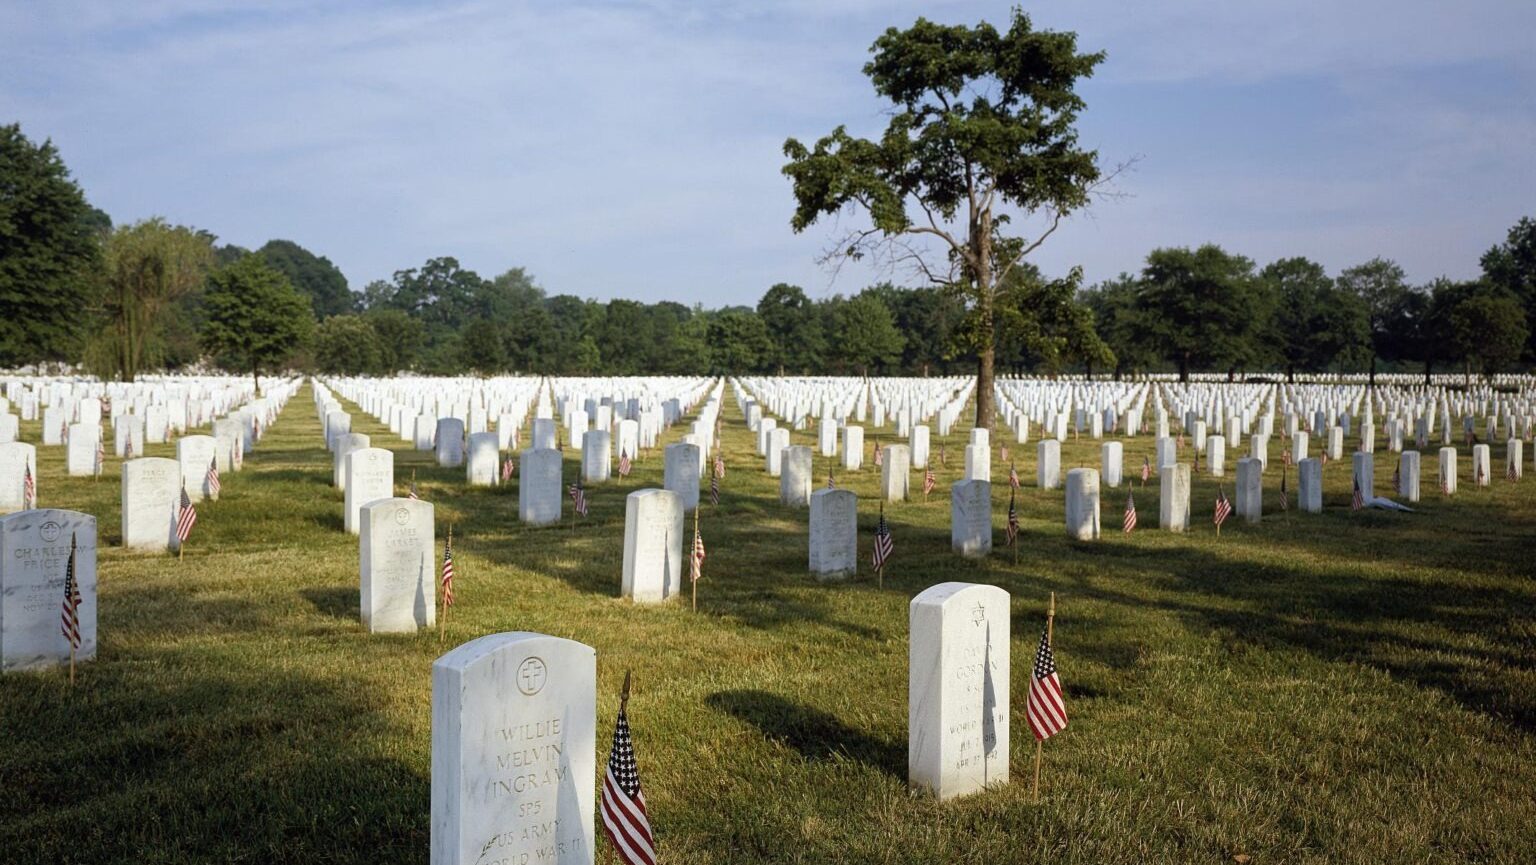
<box><xmin>253</xmin><ymin>363</ymin><xmax>261</xmax><ymax>395</ymax></box>
<box><xmin>1178</xmin><ymin>353</ymin><xmax>1189</xmax><ymax>383</ymax></box>
<box><xmin>1369</xmin><ymin>355</ymin><xmax>1377</xmax><ymax>389</ymax></box>
<box><xmin>1287</xmin><ymin>364</ymin><xmax>1295</xmax><ymax>383</ymax></box>
<box><xmin>1423</xmin><ymin>359</ymin><xmax>1432</xmax><ymax>385</ymax></box>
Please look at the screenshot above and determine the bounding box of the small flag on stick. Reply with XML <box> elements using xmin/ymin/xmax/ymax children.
<box><xmin>1029</xmin><ymin>593</ymin><xmax>1067</xmax><ymax>801</ymax></box>
<box><xmin>618</xmin><ymin>448</ymin><xmax>632</xmax><ymax>478</ymax></box>
<box><xmin>600</xmin><ymin>671</ymin><xmax>656</xmax><ymax>865</ymax></box>
<box><xmin>1214</xmin><ymin>487</ymin><xmax>1232</xmax><ymax>532</ymax></box>
<box><xmin>207</xmin><ymin>456</ymin><xmax>221</xmax><ymax>498</ymax></box>
<box><xmin>61</xmin><ymin>532</ymin><xmax>82</xmax><ymax>685</ymax></box>
<box><xmin>690</xmin><ymin>509</ymin><xmax>705</xmax><ymax>612</ymax></box>
<box><xmin>175</xmin><ymin>484</ymin><xmax>197</xmax><ymax>553</ymax></box>
<box><xmin>871</xmin><ymin>503</ymin><xmax>893</xmax><ymax>586</ymax></box>
<box><xmin>1123</xmin><ymin>491</ymin><xmax>1137</xmax><ymax>533</ymax></box>
<box><xmin>923</xmin><ymin>467</ymin><xmax>936</xmax><ymax>498</ymax></box>
<box><xmin>23</xmin><ymin>464</ymin><xmax>36</xmax><ymax>510</ymax></box>
<box><xmin>570</xmin><ymin>480</ymin><xmax>588</xmax><ymax>517</ymax></box>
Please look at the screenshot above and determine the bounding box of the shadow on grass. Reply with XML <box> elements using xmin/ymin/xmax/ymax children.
<box><xmin>302</xmin><ymin>585</ymin><xmax>359</xmax><ymax>621</ymax></box>
<box><xmin>706</xmin><ymin>689</ymin><xmax>903</xmax><ymax>779</ymax></box>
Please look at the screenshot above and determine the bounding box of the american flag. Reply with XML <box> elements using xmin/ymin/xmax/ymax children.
<box><xmin>618</xmin><ymin>449</ymin><xmax>632</xmax><ymax>478</ymax></box>
<box><xmin>690</xmin><ymin>523</ymin><xmax>706</xmax><ymax>586</ymax></box>
<box><xmin>827</xmin><ymin>468</ymin><xmax>836</xmax><ymax>490</ymax></box>
<box><xmin>207</xmin><ymin>456</ymin><xmax>221</xmax><ymax>497</ymax></box>
<box><xmin>1283</xmin><ymin>448</ymin><xmax>1292</xmax><ymax>467</ymax></box>
<box><xmin>570</xmin><ymin>481</ymin><xmax>588</xmax><ymax>517</ymax></box>
<box><xmin>175</xmin><ymin>484</ymin><xmax>197</xmax><ymax>544</ymax></box>
<box><xmin>1123</xmin><ymin>491</ymin><xmax>1137</xmax><ymax>533</ymax></box>
<box><xmin>873</xmin><ymin>441</ymin><xmax>883</xmax><ymax>467</ymax></box>
<box><xmin>1351</xmin><ymin>473</ymin><xmax>1364</xmax><ymax>510</ymax></box>
<box><xmin>871</xmin><ymin>505</ymin><xmax>893</xmax><ymax>571</ymax></box>
<box><xmin>600</xmin><ymin>695</ymin><xmax>656</xmax><ymax>865</ymax></box>
<box><xmin>1193</xmin><ymin>448</ymin><xmax>1200</xmax><ymax>474</ymax></box>
<box><xmin>440</xmin><ymin>531</ymin><xmax>455</xmax><ymax>607</ymax></box>
<box><xmin>1214</xmin><ymin>487</ymin><xmax>1232</xmax><ymax>528</ymax></box>
<box><xmin>1320</xmin><ymin>452</ymin><xmax>1328</xmax><ymax>466</ymax></box>
<box><xmin>95</xmin><ymin>434</ymin><xmax>104</xmax><ymax>476</ymax></box>
<box><xmin>61</xmin><ymin>420</ymin><xmax>69</xmax><ymax>445</ymax></box>
<box><xmin>23</xmin><ymin>464</ymin><xmax>35</xmax><ymax>509</ymax></box>
<box><xmin>501</xmin><ymin>456</ymin><xmax>516</xmax><ymax>483</ymax></box>
<box><xmin>1177</xmin><ymin>432</ymin><xmax>1185</xmax><ymax>450</ymax></box>
<box><xmin>408</xmin><ymin>476</ymin><xmax>420</xmax><ymax>500</ymax></box>
<box><xmin>61</xmin><ymin>533</ymin><xmax>81</xmax><ymax>651</ymax></box>
<box><xmin>1026</xmin><ymin>628</ymin><xmax>1068</xmax><ymax>741</ymax></box>
<box><xmin>1279</xmin><ymin>468</ymin><xmax>1288</xmax><ymax>511</ymax></box>
<box><xmin>124</xmin><ymin>436</ymin><xmax>134</xmax><ymax>461</ymax></box>
<box><xmin>709</xmin><ymin>468</ymin><xmax>720</xmax><ymax>506</ymax></box>
<box><xmin>1000</xmin><ymin>444</ymin><xmax>1009</xmax><ymax>462</ymax></box>
<box><xmin>1509</xmin><ymin>459</ymin><xmax>1519</xmax><ymax>482</ymax></box>
<box><xmin>1009</xmin><ymin>462</ymin><xmax>1020</xmax><ymax>490</ymax></box>
<box><xmin>231</xmin><ymin>439</ymin><xmax>241</xmax><ymax>470</ymax></box>
<box><xmin>1006</xmin><ymin>489</ymin><xmax>1019</xmax><ymax>546</ymax></box>
<box><xmin>923</xmin><ymin>467</ymin><xmax>936</xmax><ymax>496</ymax></box>
<box><xmin>1477</xmin><ymin>459</ymin><xmax>1486</xmax><ymax>487</ymax></box>
<box><xmin>1141</xmin><ymin>456</ymin><xmax>1150</xmax><ymax>484</ymax></box>
<box><xmin>253</xmin><ymin>416</ymin><xmax>261</xmax><ymax>440</ymax></box>
<box><xmin>1442</xmin><ymin>472</ymin><xmax>1452</xmax><ymax>495</ymax></box>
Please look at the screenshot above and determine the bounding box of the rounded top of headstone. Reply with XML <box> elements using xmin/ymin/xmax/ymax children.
<box><xmin>626</xmin><ymin>487</ymin><xmax>679</xmax><ymax>504</ymax></box>
<box><xmin>0</xmin><ymin>507</ymin><xmax>96</xmax><ymax>533</ymax></box>
<box><xmin>433</xmin><ymin>631</ymin><xmax>595</xmax><ymax>678</ymax></box>
<box><xmin>910</xmin><ymin>581</ymin><xmax>1009</xmax><ymax>611</ymax></box>
<box><xmin>811</xmin><ymin>487</ymin><xmax>857</xmax><ymax>504</ymax></box>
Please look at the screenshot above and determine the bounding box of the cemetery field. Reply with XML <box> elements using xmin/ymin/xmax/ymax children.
<box><xmin>5</xmin><ymin>384</ymin><xmax>1536</xmax><ymax>864</ymax></box>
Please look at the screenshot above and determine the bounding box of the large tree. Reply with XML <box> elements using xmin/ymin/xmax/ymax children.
<box><xmin>0</xmin><ymin>124</ymin><xmax>104</xmax><ymax>367</ymax></box>
<box><xmin>91</xmin><ymin>218</ymin><xmax>214</xmax><ymax>381</ymax></box>
<box><xmin>202</xmin><ymin>254</ymin><xmax>314</xmax><ymax>391</ymax></box>
<box><xmin>1080</xmin><ymin>275</ymin><xmax>1152</xmax><ymax>379</ymax></box>
<box><xmin>1445</xmin><ymin>285</ymin><xmax>1529</xmax><ymax>381</ymax></box>
<box><xmin>830</xmin><ymin>291</ymin><xmax>905</xmax><ymax>375</ymax></box>
<box><xmin>313</xmin><ymin>315</ymin><xmax>383</xmax><ymax>375</ymax></box>
<box><xmin>1480</xmin><ymin>216</ymin><xmax>1536</xmax><ymax>361</ymax></box>
<box><xmin>783</xmin><ymin>10</ymin><xmax>1109</xmax><ymax>428</ymax></box>
<box><xmin>257</xmin><ymin>239</ymin><xmax>354</xmax><ymax>319</ymax></box>
<box><xmin>1137</xmin><ymin>245</ymin><xmax>1260</xmax><ymax>381</ymax></box>
<box><xmin>1336</xmin><ymin>257</ymin><xmax>1410</xmax><ymax>385</ymax></box>
<box><xmin>756</xmin><ymin>283</ymin><xmax>826</xmax><ymax>374</ymax></box>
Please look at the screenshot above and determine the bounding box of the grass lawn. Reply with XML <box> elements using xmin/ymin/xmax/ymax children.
<box><xmin>4</xmin><ymin>381</ymin><xmax>1534</xmax><ymax>864</ymax></box>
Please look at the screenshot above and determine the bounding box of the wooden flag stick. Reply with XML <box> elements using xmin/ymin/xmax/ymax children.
<box><xmin>620</xmin><ymin>669</ymin><xmax>632</xmax><ymax>712</ymax></box>
<box><xmin>1033</xmin><ymin>591</ymin><xmax>1056</xmax><ymax>801</ymax></box>
<box><xmin>692</xmin><ymin>508</ymin><xmax>700</xmax><ymax>613</ymax></box>
<box><xmin>69</xmin><ymin>645</ymin><xmax>75</xmax><ymax>687</ymax></box>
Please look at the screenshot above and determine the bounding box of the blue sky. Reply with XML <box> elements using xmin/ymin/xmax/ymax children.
<box><xmin>4</xmin><ymin>1</ymin><xmax>1533</xmax><ymax>307</ymax></box>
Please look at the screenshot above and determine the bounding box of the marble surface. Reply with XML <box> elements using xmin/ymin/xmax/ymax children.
<box><xmin>360</xmin><ymin>497</ymin><xmax>433</xmax><ymax>633</ymax></box>
<box><xmin>908</xmin><ymin>582</ymin><xmax>1010</xmax><ymax>801</ymax></box>
<box><xmin>121</xmin><ymin>457</ymin><xmax>181</xmax><ymax>552</ymax></box>
<box><xmin>432</xmin><ymin>633</ymin><xmax>595</xmax><ymax>865</ymax></box>
<box><xmin>621</xmin><ymin>489</ymin><xmax>684</xmax><ymax>603</ymax></box>
<box><xmin>1</xmin><ymin>509</ymin><xmax>97</xmax><ymax>671</ymax></box>
<box><xmin>346</xmin><ymin>448</ymin><xmax>395</xmax><ymax>535</ymax></box>
<box><xmin>808</xmin><ymin>488</ymin><xmax>857</xmax><ymax>580</ymax></box>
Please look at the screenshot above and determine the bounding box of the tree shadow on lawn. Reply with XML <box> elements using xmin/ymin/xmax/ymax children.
<box><xmin>706</xmin><ymin>689</ymin><xmax>904</xmax><ymax>779</ymax></box>
<box><xmin>0</xmin><ymin>642</ymin><xmax>428</xmax><ymax>863</ymax></box>
<box><xmin>1039</xmin><ymin>541</ymin><xmax>1536</xmax><ymax>734</ymax></box>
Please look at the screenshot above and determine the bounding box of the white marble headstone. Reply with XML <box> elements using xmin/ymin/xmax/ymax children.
<box><xmin>431</xmin><ymin>633</ymin><xmax>595</xmax><ymax>865</ymax></box>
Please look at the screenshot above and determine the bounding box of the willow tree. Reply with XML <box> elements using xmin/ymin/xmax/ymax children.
<box><xmin>91</xmin><ymin>218</ymin><xmax>213</xmax><ymax>381</ymax></box>
<box><xmin>782</xmin><ymin>10</ymin><xmax>1109</xmax><ymax>428</ymax></box>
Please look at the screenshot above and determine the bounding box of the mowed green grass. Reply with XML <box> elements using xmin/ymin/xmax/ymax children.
<box><xmin>4</xmin><ymin>382</ymin><xmax>1535</xmax><ymax>864</ymax></box>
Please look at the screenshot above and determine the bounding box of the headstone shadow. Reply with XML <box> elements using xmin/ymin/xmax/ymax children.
<box><xmin>706</xmin><ymin>689</ymin><xmax>902</xmax><ymax>778</ymax></box>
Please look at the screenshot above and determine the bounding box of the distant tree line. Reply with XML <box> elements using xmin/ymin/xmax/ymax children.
<box><xmin>3</xmin><ymin>122</ymin><xmax>1532</xmax><ymax>385</ymax></box>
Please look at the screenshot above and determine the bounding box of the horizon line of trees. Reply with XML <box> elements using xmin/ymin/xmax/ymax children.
<box><xmin>4</xmin><ymin>122</ymin><xmax>1534</xmax><ymax>388</ymax></box>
